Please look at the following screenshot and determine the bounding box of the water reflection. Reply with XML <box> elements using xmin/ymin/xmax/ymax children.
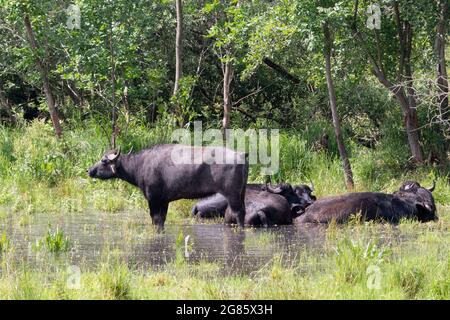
<box><xmin>1</xmin><ymin>211</ymin><xmax>333</xmax><ymax>274</ymax></box>
<box><xmin>0</xmin><ymin>211</ymin><xmax>424</xmax><ymax>275</ymax></box>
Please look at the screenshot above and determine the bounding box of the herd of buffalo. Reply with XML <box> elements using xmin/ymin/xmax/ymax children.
<box><xmin>88</xmin><ymin>144</ymin><xmax>438</xmax><ymax>229</ymax></box>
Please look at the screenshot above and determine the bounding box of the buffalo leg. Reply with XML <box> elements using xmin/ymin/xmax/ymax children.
<box><xmin>225</xmin><ymin>195</ymin><xmax>245</xmax><ymax>227</ymax></box>
<box><xmin>191</xmin><ymin>205</ymin><xmax>198</xmax><ymax>216</ymax></box>
<box><xmin>224</xmin><ymin>210</ymin><xmax>235</xmax><ymax>225</ymax></box>
<box><xmin>149</xmin><ymin>201</ymin><xmax>169</xmax><ymax>229</ymax></box>
<box><xmin>257</xmin><ymin>211</ymin><xmax>270</xmax><ymax>228</ymax></box>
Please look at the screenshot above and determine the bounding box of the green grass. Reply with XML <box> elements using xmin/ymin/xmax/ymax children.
<box><xmin>33</xmin><ymin>227</ymin><xmax>71</xmax><ymax>253</ymax></box>
<box><xmin>0</xmin><ymin>232</ymin><xmax>10</xmax><ymax>253</ymax></box>
<box><xmin>0</xmin><ymin>119</ymin><xmax>448</xmax><ymax>216</ymax></box>
<box><xmin>0</xmin><ymin>119</ymin><xmax>449</xmax><ymax>299</ymax></box>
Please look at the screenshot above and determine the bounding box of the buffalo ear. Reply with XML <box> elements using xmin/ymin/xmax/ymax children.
<box><xmin>415</xmin><ymin>202</ymin><xmax>437</xmax><ymax>222</ymax></box>
<box><xmin>423</xmin><ymin>203</ymin><xmax>433</xmax><ymax>212</ymax></box>
<box><xmin>416</xmin><ymin>202</ymin><xmax>433</xmax><ymax>213</ymax></box>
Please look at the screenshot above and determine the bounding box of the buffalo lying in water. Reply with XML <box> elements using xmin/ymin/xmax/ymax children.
<box><xmin>192</xmin><ymin>183</ymin><xmax>316</xmax><ymax>227</ymax></box>
<box><xmin>88</xmin><ymin>145</ymin><xmax>248</xmax><ymax>228</ymax></box>
<box><xmin>295</xmin><ymin>181</ymin><xmax>437</xmax><ymax>224</ymax></box>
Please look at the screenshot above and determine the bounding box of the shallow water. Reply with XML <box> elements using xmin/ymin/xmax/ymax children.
<box><xmin>0</xmin><ymin>210</ymin><xmax>436</xmax><ymax>275</ymax></box>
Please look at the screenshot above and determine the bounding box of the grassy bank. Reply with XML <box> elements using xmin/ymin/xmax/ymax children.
<box><xmin>0</xmin><ymin>119</ymin><xmax>449</xmax><ymax>300</ymax></box>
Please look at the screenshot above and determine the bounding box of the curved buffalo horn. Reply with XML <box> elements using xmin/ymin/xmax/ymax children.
<box><xmin>309</xmin><ymin>180</ymin><xmax>315</xmax><ymax>192</ymax></box>
<box><xmin>404</xmin><ymin>183</ymin><xmax>414</xmax><ymax>191</ymax></box>
<box><xmin>127</xmin><ymin>146</ymin><xmax>134</xmax><ymax>155</ymax></box>
<box><xmin>265</xmin><ymin>183</ymin><xmax>283</xmax><ymax>194</ymax></box>
<box><xmin>427</xmin><ymin>180</ymin><xmax>436</xmax><ymax>192</ymax></box>
<box><xmin>106</xmin><ymin>146</ymin><xmax>121</xmax><ymax>161</ymax></box>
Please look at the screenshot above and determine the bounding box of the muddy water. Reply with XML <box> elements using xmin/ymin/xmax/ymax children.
<box><xmin>0</xmin><ymin>211</ymin><xmax>411</xmax><ymax>275</ymax></box>
<box><xmin>0</xmin><ymin>212</ymin><xmax>426</xmax><ymax>274</ymax></box>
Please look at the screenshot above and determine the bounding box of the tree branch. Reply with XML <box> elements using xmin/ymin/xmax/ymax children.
<box><xmin>263</xmin><ymin>57</ymin><xmax>300</xmax><ymax>84</ymax></box>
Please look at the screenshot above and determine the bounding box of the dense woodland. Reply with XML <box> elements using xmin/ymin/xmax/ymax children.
<box><xmin>0</xmin><ymin>0</ymin><xmax>449</xmax><ymax>187</ymax></box>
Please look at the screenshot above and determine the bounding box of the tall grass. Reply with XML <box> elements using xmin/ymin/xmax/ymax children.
<box><xmin>0</xmin><ymin>232</ymin><xmax>10</xmax><ymax>253</ymax></box>
<box><xmin>0</xmin><ymin>118</ymin><xmax>448</xmax><ymax>216</ymax></box>
<box><xmin>34</xmin><ymin>227</ymin><xmax>71</xmax><ymax>253</ymax></box>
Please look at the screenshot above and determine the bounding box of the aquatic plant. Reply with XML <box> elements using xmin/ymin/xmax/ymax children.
<box><xmin>333</xmin><ymin>238</ymin><xmax>390</xmax><ymax>285</ymax></box>
<box><xmin>34</xmin><ymin>227</ymin><xmax>71</xmax><ymax>253</ymax></box>
<box><xmin>0</xmin><ymin>232</ymin><xmax>10</xmax><ymax>253</ymax></box>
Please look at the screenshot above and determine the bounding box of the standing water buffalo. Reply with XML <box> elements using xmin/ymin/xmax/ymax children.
<box><xmin>192</xmin><ymin>182</ymin><xmax>317</xmax><ymax>227</ymax></box>
<box><xmin>295</xmin><ymin>181</ymin><xmax>437</xmax><ymax>224</ymax></box>
<box><xmin>88</xmin><ymin>144</ymin><xmax>248</xmax><ymax>228</ymax></box>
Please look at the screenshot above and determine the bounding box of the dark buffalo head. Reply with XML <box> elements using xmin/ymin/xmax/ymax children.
<box><xmin>263</xmin><ymin>182</ymin><xmax>316</xmax><ymax>217</ymax></box>
<box><xmin>293</xmin><ymin>183</ymin><xmax>316</xmax><ymax>206</ymax></box>
<box><xmin>395</xmin><ymin>180</ymin><xmax>437</xmax><ymax>222</ymax></box>
<box><xmin>88</xmin><ymin>148</ymin><xmax>121</xmax><ymax>180</ymax></box>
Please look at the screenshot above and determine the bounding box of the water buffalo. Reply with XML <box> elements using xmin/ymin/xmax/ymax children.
<box><xmin>191</xmin><ymin>184</ymin><xmax>264</xmax><ymax>219</ymax></box>
<box><xmin>192</xmin><ymin>182</ymin><xmax>317</xmax><ymax>227</ymax></box>
<box><xmin>88</xmin><ymin>144</ymin><xmax>248</xmax><ymax>228</ymax></box>
<box><xmin>264</xmin><ymin>183</ymin><xmax>316</xmax><ymax>215</ymax></box>
<box><xmin>295</xmin><ymin>181</ymin><xmax>437</xmax><ymax>224</ymax></box>
<box><xmin>225</xmin><ymin>189</ymin><xmax>293</xmax><ymax>227</ymax></box>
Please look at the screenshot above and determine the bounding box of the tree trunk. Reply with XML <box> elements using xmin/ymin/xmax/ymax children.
<box><xmin>173</xmin><ymin>0</ymin><xmax>183</xmax><ymax>96</ymax></box>
<box><xmin>24</xmin><ymin>15</ymin><xmax>62</xmax><ymax>138</ymax></box>
<box><xmin>394</xmin><ymin>8</ymin><xmax>424</xmax><ymax>162</ymax></box>
<box><xmin>109</xmin><ymin>19</ymin><xmax>118</xmax><ymax>149</ymax></box>
<box><xmin>323</xmin><ymin>22</ymin><xmax>354</xmax><ymax>190</ymax></box>
<box><xmin>350</xmin><ymin>1</ymin><xmax>424</xmax><ymax>163</ymax></box>
<box><xmin>0</xmin><ymin>83</ymin><xmax>15</xmax><ymax>124</ymax></box>
<box><xmin>435</xmin><ymin>0</ymin><xmax>449</xmax><ymax>132</ymax></box>
<box><xmin>222</xmin><ymin>59</ymin><xmax>233</xmax><ymax>138</ymax></box>
<box><xmin>371</xmin><ymin>66</ymin><xmax>424</xmax><ymax>162</ymax></box>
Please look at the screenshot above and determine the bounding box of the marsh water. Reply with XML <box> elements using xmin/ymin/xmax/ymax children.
<box><xmin>0</xmin><ymin>211</ymin><xmax>424</xmax><ymax>275</ymax></box>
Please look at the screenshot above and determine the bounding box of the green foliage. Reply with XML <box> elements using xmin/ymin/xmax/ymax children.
<box><xmin>174</xmin><ymin>229</ymin><xmax>187</xmax><ymax>266</ymax></box>
<box><xmin>98</xmin><ymin>257</ymin><xmax>131</xmax><ymax>300</ymax></box>
<box><xmin>171</xmin><ymin>75</ymin><xmax>199</xmax><ymax>124</ymax></box>
<box><xmin>34</xmin><ymin>227</ymin><xmax>70</xmax><ymax>253</ymax></box>
<box><xmin>0</xmin><ymin>232</ymin><xmax>11</xmax><ymax>253</ymax></box>
<box><xmin>393</xmin><ymin>264</ymin><xmax>426</xmax><ymax>298</ymax></box>
<box><xmin>333</xmin><ymin>238</ymin><xmax>389</xmax><ymax>284</ymax></box>
<box><xmin>0</xmin><ymin>0</ymin><xmax>448</xmax><ymax>166</ymax></box>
